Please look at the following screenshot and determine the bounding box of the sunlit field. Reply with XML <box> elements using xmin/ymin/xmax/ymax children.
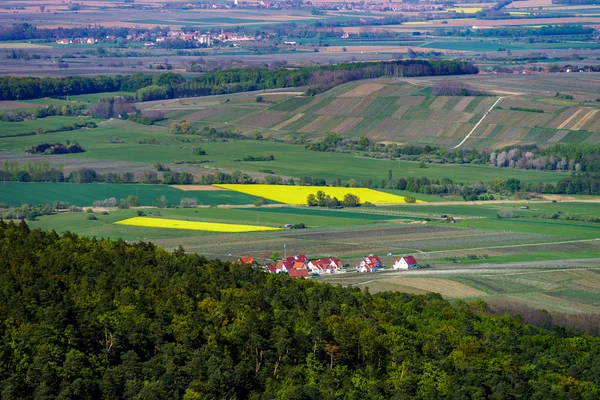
<box><xmin>115</xmin><ymin>217</ymin><xmax>282</xmax><ymax>232</ymax></box>
<box><xmin>214</xmin><ymin>184</ymin><xmax>423</xmax><ymax>205</ymax></box>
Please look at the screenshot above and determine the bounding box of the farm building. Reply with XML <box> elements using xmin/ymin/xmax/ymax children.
<box><xmin>358</xmin><ymin>255</ymin><xmax>383</xmax><ymax>273</ymax></box>
<box><xmin>393</xmin><ymin>256</ymin><xmax>419</xmax><ymax>270</ymax></box>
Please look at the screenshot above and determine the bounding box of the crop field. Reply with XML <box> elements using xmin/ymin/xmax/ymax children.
<box><xmin>0</xmin><ymin>182</ymin><xmax>265</xmax><ymax>207</ymax></box>
<box><xmin>214</xmin><ymin>184</ymin><xmax>421</xmax><ymax>204</ymax></box>
<box><xmin>115</xmin><ymin>216</ymin><xmax>282</xmax><ymax>232</ymax></box>
<box><xmin>154</xmin><ymin>78</ymin><xmax>600</xmax><ymax>149</ymax></box>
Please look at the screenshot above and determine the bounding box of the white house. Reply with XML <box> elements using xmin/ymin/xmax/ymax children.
<box><xmin>393</xmin><ymin>256</ymin><xmax>419</xmax><ymax>270</ymax></box>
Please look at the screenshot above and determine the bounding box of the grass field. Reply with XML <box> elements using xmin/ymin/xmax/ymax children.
<box><xmin>0</xmin><ymin>116</ymin><xmax>96</xmax><ymax>137</ymax></box>
<box><xmin>0</xmin><ymin>182</ymin><xmax>265</xmax><ymax>206</ymax></box>
<box><xmin>0</xmin><ymin>118</ymin><xmax>572</xmax><ymax>185</ymax></box>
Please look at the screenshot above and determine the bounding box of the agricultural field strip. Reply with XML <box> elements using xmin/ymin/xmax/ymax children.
<box><xmin>281</xmin><ymin>231</ymin><xmax>573</xmax><ymax>255</ymax></box>
<box><xmin>332</xmin><ymin>207</ymin><xmax>486</xmax><ymax>219</ymax></box>
<box><xmin>214</xmin><ymin>184</ymin><xmax>417</xmax><ymax>205</ymax></box>
<box><xmin>115</xmin><ymin>217</ymin><xmax>282</xmax><ymax>233</ymax></box>
<box><xmin>416</xmin><ymin>238</ymin><xmax>600</xmax><ymax>256</ymax></box>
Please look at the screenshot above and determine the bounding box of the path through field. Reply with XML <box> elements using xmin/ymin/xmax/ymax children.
<box><xmin>452</xmin><ymin>96</ymin><xmax>504</xmax><ymax>149</ymax></box>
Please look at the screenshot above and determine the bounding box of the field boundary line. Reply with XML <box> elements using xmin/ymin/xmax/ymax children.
<box><xmin>418</xmin><ymin>238</ymin><xmax>600</xmax><ymax>256</ymax></box>
<box><xmin>452</xmin><ymin>96</ymin><xmax>504</xmax><ymax>149</ymax></box>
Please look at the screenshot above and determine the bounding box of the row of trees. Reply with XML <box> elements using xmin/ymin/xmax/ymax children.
<box><xmin>0</xmin><ymin>103</ymin><xmax>86</xmax><ymax>122</ymax></box>
<box><xmin>0</xmin><ymin>222</ymin><xmax>599</xmax><ymax>398</ymax></box>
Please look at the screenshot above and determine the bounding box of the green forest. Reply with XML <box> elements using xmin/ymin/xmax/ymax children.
<box><xmin>0</xmin><ymin>221</ymin><xmax>599</xmax><ymax>399</ymax></box>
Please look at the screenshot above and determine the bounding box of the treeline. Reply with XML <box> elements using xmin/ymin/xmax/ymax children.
<box><xmin>1</xmin><ymin>61</ymin><xmax>477</xmax><ymax>102</ymax></box>
<box><xmin>0</xmin><ymin>23</ymin><xmax>167</xmax><ymax>41</ymax></box>
<box><xmin>1</xmin><ymin>222</ymin><xmax>599</xmax><ymax>398</ymax></box>
<box><xmin>0</xmin><ymin>103</ymin><xmax>86</xmax><ymax>122</ymax></box>
<box><xmin>25</xmin><ymin>142</ymin><xmax>85</xmax><ymax>155</ymax></box>
<box><xmin>0</xmin><ymin>73</ymin><xmax>173</xmax><ymax>101</ymax></box>
<box><xmin>437</xmin><ymin>24</ymin><xmax>594</xmax><ymax>38</ymax></box>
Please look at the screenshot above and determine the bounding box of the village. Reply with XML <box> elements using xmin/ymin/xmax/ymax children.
<box><xmin>56</xmin><ymin>28</ymin><xmax>253</xmax><ymax>48</ymax></box>
<box><xmin>238</xmin><ymin>254</ymin><xmax>420</xmax><ymax>278</ymax></box>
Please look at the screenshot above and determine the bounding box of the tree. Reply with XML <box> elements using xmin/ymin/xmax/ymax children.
<box><xmin>126</xmin><ymin>195</ymin><xmax>139</xmax><ymax>207</ymax></box>
<box><xmin>306</xmin><ymin>194</ymin><xmax>318</xmax><ymax>206</ymax></box>
<box><xmin>342</xmin><ymin>193</ymin><xmax>360</xmax><ymax>207</ymax></box>
<box><xmin>270</xmin><ymin>252</ymin><xmax>280</xmax><ymax>262</ymax></box>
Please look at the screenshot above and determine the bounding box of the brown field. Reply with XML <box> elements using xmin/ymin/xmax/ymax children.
<box><xmin>170</xmin><ymin>185</ymin><xmax>226</xmax><ymax>191</ymax></box>
<box><xmin>331</xmin><ymin>117</ymin><xmax>363</xmax><ymax>133</ymax></box>
<box><xmin>338</xmin><ymin>83</ymin><xmax>387</xmax><ymax>97</ymax></box>
<box><xmin>375</xmin><ymin>277</ymin><xmax>487</xmax><ymax>298</ymax></box>
<box><xmin>272</xmin><ymin>113</ymin><xmax>304</xmax><ymax>130</ymax></box>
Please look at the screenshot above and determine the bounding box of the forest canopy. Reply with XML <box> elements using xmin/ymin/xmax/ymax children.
<box><xmin>0</xmin><ymin>221</ymin><xmax>598</xmax><ymax>399</ymax></box>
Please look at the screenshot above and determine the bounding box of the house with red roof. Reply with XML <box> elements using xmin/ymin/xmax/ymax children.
<box><xmin>288</xmin><ymin>269</ymin><xmax>309</xmax><ymax>278</ymax></box>
<box><xmin>393</xmin><ymin>256</ymin><xmax>419</xmax><ymax>270</ymax></box>
<box><xmin>275</xmin><ymin>258</ymin><xmax>295</xmax><ymax>272</ymax></box>
<box><xmin>266</xmin><ymin>264</ymin><xmax>287</xmax><ymax>274</ymax></box>
<box><xmin>237</xmin><ymin>256</ymin><xmax>256</xmax><ymax>265</ymax></box>
<box><xmin>358</xmin><ymin>255</ymin><xmax>383</xmax><ymax>273</ymax></box>
<box><xmin>307</xmin><ymin>257</ymin><xmax>342</xmax><ymax>275</ymax></box>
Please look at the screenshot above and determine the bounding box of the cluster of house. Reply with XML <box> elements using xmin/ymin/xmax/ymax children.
<box><xmin>237</xmin><ymin>254</ymin><xmax>419</xmax><ymax>278</ymax></box>
<box><xmin>56</xmin><ymin>38</ymin><xmax>97</xmax><ymax>45</ymax></box>
<box><xmin>56</xmin><ymin>29</ymin><xmax>253</xmax><ymax>47</ymax></box>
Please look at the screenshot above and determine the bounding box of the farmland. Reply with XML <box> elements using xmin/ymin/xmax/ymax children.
<box><xmin>214</xmin><ymin>184</ymin><xmax>420</xmax><ymax>204</ymax></box>
<box><xmin>115</xmin><ymin>216</ymin><xmax>282</xmax><ymax>232</ymax></box>
<box><xmin>136</xmin><ymin>77</ymin><xmax>600</xmax><ymax>149</ymax></box>
<box><xmin>15</xmin><ymin>199</ymin><xmax>600</xmax><ymax>312</ymax></box>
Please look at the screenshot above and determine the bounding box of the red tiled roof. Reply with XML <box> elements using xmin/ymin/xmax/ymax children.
<box><xmin>402</xmin><ymin>256</ymin><xmax>418</xmax><ymax>265</ymax></box>
<box><xmin>238</xmin><ymin>256</ymin><xmax>255</xmax><ymax>264</ymax></box>
<box><xmin>276</xmin><ymin>259</ymin><xmax>295</xmax><ymax>271</ymax></box>
<box><xmin>288</xmin><ymin>269</ymin><xmax>308</xmax><ymax>278</ymax></box>
<box><xmin>292</xmin><ymin>261</ymin><xmax>306</xmax><ymax>270</ymax></box>
<box><xmin>267</xmin><ymin>264</ymin><xmax>277</xmax><ymax>273</ymax></box>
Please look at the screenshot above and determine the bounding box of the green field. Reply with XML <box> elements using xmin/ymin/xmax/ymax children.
<box><xmin>0</xmin><ymin>116</ymin><xmax>96</xmax><ymax>137</ymax></box>
<box><xmin>0</xmin><ymin>118</ymin><xmax>572</xmax><ymax>184</ymax></box>
<box><xmin>0</xmin><ymin>182</ymin><xmax>265</xmax><ymax>206</ymax></box>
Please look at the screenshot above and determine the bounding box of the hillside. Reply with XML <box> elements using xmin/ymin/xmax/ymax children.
<box><xmin>156</xmin><ymin>79</ymin><xmax>600</xmax><ymax>149</ymax></box>
<box><xmin>1</xmin><ymin>220</ymin><xmax>600</xmax><ymax>399</ymax></box>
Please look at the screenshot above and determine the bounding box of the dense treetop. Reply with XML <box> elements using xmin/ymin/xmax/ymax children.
<box><xmin>0</xmin><ymin>221</ymin><xmax>598</xmax><ymax>399</ymax></box>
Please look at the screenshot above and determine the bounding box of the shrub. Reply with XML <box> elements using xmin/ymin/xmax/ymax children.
<box><xmin>404</xmin><ymin>196</ymin><xmax>416</xmax><ymax>204</ymax></box>
<box><xmin>86</xmin><ymin>214</ymin><xmax>98</xmax><ymax>220</ymax></box>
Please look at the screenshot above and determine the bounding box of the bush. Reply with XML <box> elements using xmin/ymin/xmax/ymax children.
<box><xmin>86</xmin><ymin>214</ymin><xmax>98</xmax><ymax>220</ymax></box>
<box><xmin>404</xmin><ymin>196</ymin><xmax>416</xmax><ymax>203</ymax></box>
<box><xmin>253</xmin><ymin>197</ymin><xmax>268</xmax><ymax>207</ymax></box>
<box><xmin>193</xmin><ymin>148</ymin><xmax>207</xmax><ymax>156</ymax></box>
<box><xmin>180</xmin><ymin>197</ymin><xmax>198</xmax><ymax>208</ymax></box>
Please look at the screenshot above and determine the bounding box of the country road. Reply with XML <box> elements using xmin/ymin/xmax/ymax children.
<box><xmin>452</xmin><ymin>96</ymin><xmax>505</xmax><ymax>149</ymax></box>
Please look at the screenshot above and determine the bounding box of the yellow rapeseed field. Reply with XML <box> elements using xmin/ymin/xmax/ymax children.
<box><xmin>446</xmin><ymin>7</ymin><xmax>483</xmax><ymax>13</ymax></box>
<box><xmin>214</xmin><ymin>184</ymin><xmax>423</xmax><ymax>205</ymax></box>
<box><xmin>115</xmin><ymin>217</ymin><xmax>281</xmax><ymax>232</ymax></box>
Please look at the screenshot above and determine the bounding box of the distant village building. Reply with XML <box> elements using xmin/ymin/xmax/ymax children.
<box><xmin>393</xmin><ymin>256</ymin><xmax>419</xmax><ymax>270</ymax></box>
<box><xmin>358</xmin><ymin>255</ymin><xmax>383</xmax><ymax>273</ymax></box>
